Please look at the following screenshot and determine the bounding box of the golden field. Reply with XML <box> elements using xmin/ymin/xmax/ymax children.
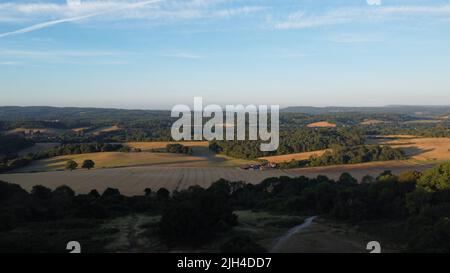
<box><xmin>306</xmin><ymin>121</ymin><xmax>336</xmax><ymax>128</ymax></box>
<box><xmin>259</xmin><ymin>150</ymin><xmax>329</xmax><ymax>163</ymax></box>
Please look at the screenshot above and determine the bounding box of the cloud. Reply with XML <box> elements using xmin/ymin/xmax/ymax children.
<box><xmin>0</xmin><ymin>0</ymin><xmax>163</xmax><ymax>38</ymax></box>
<box><xmin>274</xmin><ymin>4</ymin><xmax>450</xmax><ymax>30</ymax></box>
<box><xmin>367</xmin><ymin>0</ymin><xmax>381</xmax><ymax>6</ymax></box>
<box><xmin>0</xmin><ymin>49</ymin><xmax>130</xmax><ymax>58</ymax></box>
<box><xmin>0</xmin><ymin>61</ymin><xmax>21</xmax><ymax>66</ymax></box>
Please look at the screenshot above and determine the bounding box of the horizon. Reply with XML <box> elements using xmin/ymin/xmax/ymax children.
<box><xmin>2</xmin><ymin>103</ymin><xmax>450</xmax><ymax>111</ymax></box>
<box><xmin>1</xmin><ymin>0</ymin><xmax>450</xmax><ymax>108</ymax></box>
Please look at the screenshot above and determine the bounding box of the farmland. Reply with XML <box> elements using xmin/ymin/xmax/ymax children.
<box><xmin>306</xmin><ymin>121</ymin><xmax>336</xmax><ymax>128</ymax></box>
<box><xmin>12</xmin><ymin>142</ymin><xmax>255</xmax><ymax>172</ymax></box>
<box><xmin>259</xmin><ymin>150</ymin><xmax>329</xmax><ymax>163</ymax></box>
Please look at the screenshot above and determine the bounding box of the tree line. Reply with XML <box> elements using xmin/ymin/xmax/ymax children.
<box><xmin>279</xmin><ymin>145</ymin><xmax>405</xmax><ymax>169</ymax></box>
<box><xmin>209</xmin><ymin>128</ymin><xmax>365</xmax><ymax>159</ymax></box>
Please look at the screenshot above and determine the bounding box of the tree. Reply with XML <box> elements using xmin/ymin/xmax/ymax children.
<box><xmin>82</xmin><ymin>159</ymin><xmax>95</xmax><ymax>170</ymax></box>
<box><xmin>144</xmin><ymin>188</ymin><xmax>152</xmax><ymax>196</ymax></box>
<box><xmin>65</xmin><ymin>160</ymin><xmax>78</xmax><ymax>171</ymax></box>
<box><xmin>156</xmin><ymin>188</ymin><xmax>170</xmax><ymax>199</ymax></box>
<box><xmin>418</xmin><ymin>162</ymin><xmax>450</xmax><ymax>192</ymax></box>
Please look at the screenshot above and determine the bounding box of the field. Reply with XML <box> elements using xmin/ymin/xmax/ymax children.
<box><xmin>259</xmin><ymin>150</ymin><xmax>329</xmax><ymax>163</ymax></box>
<box><xmin>126</xmin><ymin>141</ymin><xmax>209</xmax><ymax>151</ymax></box>
<box><xmin>90</xmin><ymin>125</ymin><xmax>121</xmax><ymax>135</ymax></box>
<box><xmin>370</xmin><ymin>136</ymin><xmax>450</xmax><ymax>162</ymax></box>
<box><xmin>307</xmin><ymin>121</ymin><xmax>336</xmax><ymax>128</ymax></box>
<box><xmin>5</xmin><ymin>128</ymin><xmax>64</xmax><ymax>135</ymax></box>
<box><xmin>1</xmin><ymin>136</ymin><xmax>449</xmax><ymax>196</ymax></box>
<box><xmin>13</xmin><ymin>147</ymin><xmax>255</xmax><ymax>173</ymax></box>
<box><xmin>0</xmin><ymin>166</ymin><xmax>290</xmax><ymax>196</ymax></box>
<box><xmin>360</xmin><ymin>119</ymin><xmax>386</xmax><ymax>125</ymax></box>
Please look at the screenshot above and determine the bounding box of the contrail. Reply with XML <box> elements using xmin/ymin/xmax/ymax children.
<box><xmin>0</xmin><ymin>0</ymin><xmax>163</xmax><ymax>39</ymax></box>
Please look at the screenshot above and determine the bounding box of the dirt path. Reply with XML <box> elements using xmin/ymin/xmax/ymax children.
<box><xmin>271</xmin><ymin>217</ymin><xmax>372</xmax><ymax>253</ymax></box>
<box><xmin>271</xmin><ymin>216</ymin><xmax>317</xmax><ymax>253</ymax></box>
<box><xmin>126</xmin><ymin>214</ymin><xmax>141</xmax><ymax>253</ymax></box>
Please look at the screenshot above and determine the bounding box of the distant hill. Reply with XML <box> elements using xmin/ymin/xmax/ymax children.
<box><xmin>281</xmin><ymin>105</ymin><xmax>450</xmax><ymax>116</ymax></box>
<box><xmin>0</xmin><ymin>106</ymin><xmax>169</xmax><ymax>122</ymax></box>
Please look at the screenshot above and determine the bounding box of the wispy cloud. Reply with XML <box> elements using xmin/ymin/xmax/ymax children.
<box><xmin>274</xmin><ymin>4</ymin><xmax>450</xmax><ymax>30</ymax></box>
<box><xmin>0</xmin><ymin>0</ymin><xmax>163</xmax><ymax>38</ymax></box>
<box><xmin>0</xmin><ymin>61</ymin><xmax>21</xmax><ymax>66</ymax></box>
<box><xmin>0</xmin><ymin>49</ymin><xmax>130</xmax><ymax>58</ymax></box>
<box><xmin>0</xmin><ymin>0</ymin><xmax>266</xmax><ymax>38</ymax></box>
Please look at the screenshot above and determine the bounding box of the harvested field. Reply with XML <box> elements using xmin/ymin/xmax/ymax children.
<box><xmin>259</xmin><ymin>150</ymin><xmax>329</xmax><ymax>163</ymax></box>
<box><xmin>5</xmin><ymin>128</ymin><xmax>64</xmax><ymax>135</ymax></box>
<box><xmin>0</xmin><ymin>166</ymin><xmax>292</xmax><ymax>196</ymax></box>
<box><xmin>288</xmin><ymin>160</ymin><xmax>434</xmax><ymax>181</ymax></box>
<box><xmin>0</xmin><ymin>161</ymin><xmax>436</xmax><ymax>196</ymax></box>
<box><xmin>392</xmin><ymin>138</ymin><xmax>450</xmax><ymax>162</ymax></box>
<box><xmin>90</xmin><ymin>125</ymin><xmax>121</xmax><ymax>135</ymax></box>
<box><xmin>127</xmin><ymin>141</ymin><xmax>209</xmax><ymax>151</ymax></box>
<box><xmin>307</xmin><ymin>121</ymin><xmax>336</xmax><ymax>128</ymax></box>
<box><xmin>12</xmin><ymin>149</ymin><xmax>254</xmax><ymax>173</ymax></box>
<box><xmin>372</xmin><ymin>136</ymin><xmax>450</xmax><ymax>162</ymax></box>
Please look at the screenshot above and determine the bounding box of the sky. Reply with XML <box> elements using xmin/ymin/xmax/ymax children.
<box><xmin>0</xmin><ymin>0</ymin><xmax>450</xmax><ymax>109</ymax></box>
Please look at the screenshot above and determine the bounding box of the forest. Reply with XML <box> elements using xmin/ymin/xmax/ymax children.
<box><xmin>1</xmin><ymin>161</ymin><xmax>450</xmax><ymax>252</ymax></box>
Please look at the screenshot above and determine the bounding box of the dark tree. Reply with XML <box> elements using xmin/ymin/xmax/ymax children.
<box><xmin>82</xmin><ymin>159</ymin><xmax>95</xmax><ymax>170</ymax></box>
<box><xmin>65</xmin><ymin>160</ymin><xmax>78</xmax><ymax>171</ymax></box>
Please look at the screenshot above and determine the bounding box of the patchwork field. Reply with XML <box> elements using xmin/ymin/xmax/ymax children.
<box><xmin>1</xmin><ymin>136</ymin><xmax>449</xmax><ymax>196</ymax></box>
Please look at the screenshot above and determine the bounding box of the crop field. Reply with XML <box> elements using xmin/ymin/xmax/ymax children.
<box><xmin>90</xmin><ymin>125</ymin><xmax>121</xmax><ymax>135</ymax></box>
<box><xmin>0</xmin><ymin>161</ymin><xmax>436</xmax><ymax>196</ymax></box>
<box><xmin>307</xmin><ymin>121</ymin><xmax>336</xmax><ymax>128</ymax></box>
<box><xmin>0</xmin><ymin>166</ymin><xmax>291</xmax><ymax>196</ymax></box>
<box><xmin>12</xmin><ymin>148</ymin><xmax>255</xmax><ymax>173</ymax></box>
<box><xmin>259</xmin><ymin>150</ymin><xmax>329</xmax><ymax>163</ymax></box>
<box><xmin>1</xmin><ymin>136</ymin><xmax>448</xmax><ymax>196</ymax></box>
<box><xmin>370</xmin><ymin>136</ymin><xmax>450</xmax><ymax>162</ymax></box>
<box><xmin>127</xmin><ymin>141</ymin><xmax>209</xmax><ymax>151</ymax></box>
<box><xmin>5</xmin><ymin>128</ymin><xmax>65</xmax><ymax>135</ymax></box>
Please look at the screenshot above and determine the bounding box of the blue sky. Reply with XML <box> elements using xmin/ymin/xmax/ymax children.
<box><xmin>1</xmin><ymin>0</ymin><xmax>450</xmax><ymax>109</ymax></box>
